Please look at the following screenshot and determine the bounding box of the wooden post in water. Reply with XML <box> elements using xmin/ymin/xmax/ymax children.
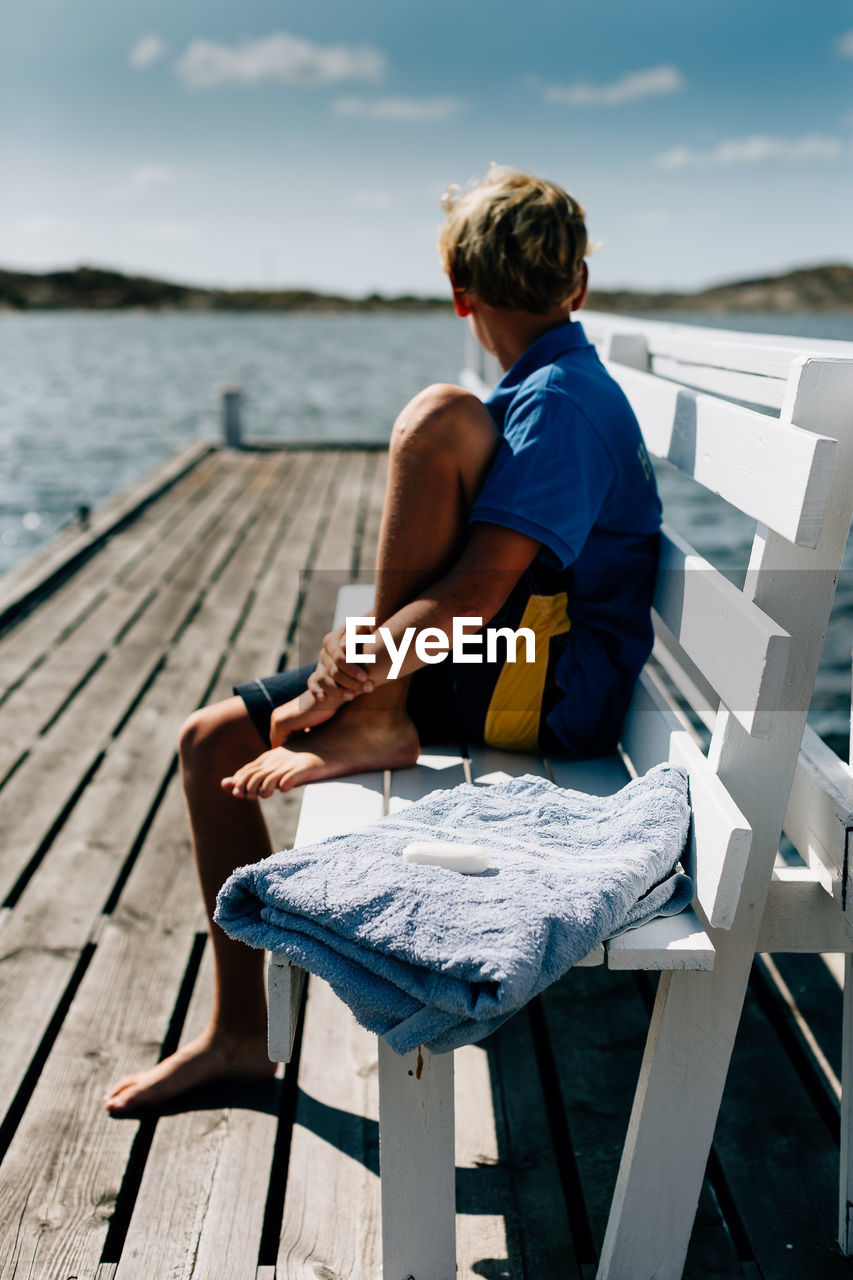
<box><xmin>222</xmin><ymin>384</ymin><xmax>243</xmax><ymax>448</ymax></box>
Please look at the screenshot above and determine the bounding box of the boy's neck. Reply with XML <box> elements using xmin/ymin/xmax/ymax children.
<box><xmin>474</xmin><ymin>303</ymin><xmax>575</xmax><ymax>372</ymax></box>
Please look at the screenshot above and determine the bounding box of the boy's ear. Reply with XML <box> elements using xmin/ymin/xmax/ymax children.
<box><xmin>451</xmin><ymin>283</ymin><xmax>474</xmax><ymax>318</ymax></box>
<box><xmin>570</xmin><ymin>262</ymin><xmax>589</xmax><ymax>313</ymax></box>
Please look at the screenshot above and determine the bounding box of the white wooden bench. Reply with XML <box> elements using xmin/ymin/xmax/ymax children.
<box><xmin>267</xmin><ymin>316</ymin><xmax>853</xmax><ymax>1279</ymax></box>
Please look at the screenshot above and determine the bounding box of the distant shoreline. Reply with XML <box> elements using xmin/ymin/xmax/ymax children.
<box><xmin>2</xmin><ymin>262</ymin><xmax>853</xmax><ymax>314</ymax></box>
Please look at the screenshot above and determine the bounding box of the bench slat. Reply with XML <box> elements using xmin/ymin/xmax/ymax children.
<box><xmin>758</xmin><ymin>868</ymin><xmax>853</xmax><ymax>953</ymax></box>
<box><xmin>605</xmin><ymin>909</ymin><xmax>715</xmax><ymax>970</ymax></box>
<box><xmin>621</xmin><ymin>669</ymin><xmax>752</xmax><ymax>931</ymax></box>
<box><xmin>650</xmin><ymin>356</ymin><xmax>787</xmax><ymax>411</ymax></box>
<box><xmin>654</xmin><ymin>525</ymin><xmax>791</xmax><ymax>737</ymax></box>
<box><xmin>603</xmin><ymin>361</ymin><xmax>836</xmax><ymax>546</ymax></box>
<box><xmin>782</xmin><ymin>725</ymin><xmax>853</xmax><ymax>909</ymax></box>
<box><xmin>582</xmin><ymin>309</ymin><xmax>853</xmax><ymax>375</ymax></box>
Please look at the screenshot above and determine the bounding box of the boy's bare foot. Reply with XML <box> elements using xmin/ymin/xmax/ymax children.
<box><xmin>103</xmin><ymin>1029</ymin><xmax>275</xmax><ymax>1115</ymax></box>
<box><xmin>222</xmin><ymin>703</ymin><xmax>420</xmax><ymax>797</ymax></box>
<box><xmin>268</xmin><ymin>688</ymin><xmax>339</xmax><ymax>743</ymax></box>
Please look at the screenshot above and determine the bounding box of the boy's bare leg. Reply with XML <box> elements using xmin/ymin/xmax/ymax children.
<box><xmin>104</xmin><ymin>698</ymin><xmax>277</xmax><ymax>1113</ymax></box>
<box><xmin>222</xmin><ymin>384</ymin><xmax>500</xmax><ymax>797</ymax></box>
<box><xmin>104</xmin><ymin>384</ymin><xmax>498</xmax><ymax>1110</ymax></box>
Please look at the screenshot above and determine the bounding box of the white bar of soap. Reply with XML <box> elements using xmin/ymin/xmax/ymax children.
<box><xmin>401</xmin><ymin>841</ymin><xmax>491</xmax><ymax>874</ymax></box>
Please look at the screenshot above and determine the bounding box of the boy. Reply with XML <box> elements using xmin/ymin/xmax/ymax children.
<box><xmin>105</xmin><ymin>165</ymin><xmax>660</xmax><ymax>1113</ymax></box>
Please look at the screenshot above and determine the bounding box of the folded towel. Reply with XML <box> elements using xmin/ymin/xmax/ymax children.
<box><xmin>215</xmin><ymin>763</ymin><xmax>692</xmax><ymax>1055</ymax></box>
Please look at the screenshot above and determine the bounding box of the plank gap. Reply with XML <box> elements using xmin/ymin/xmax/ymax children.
<box><xmin>99</xmin><ymin>932</ymin><xmax>208</xmax><ymax>1267</ymax></box>
<box><xmin>749</xmin><ymin>956</ymin><xmax>841</xmax><ymax>1140</ymax></box>
<box><xmin>111</xmin><ymin>586</ymin><xmax>159</xmax><ymax>646</ymax></box>
<box><xmin>280</xmin><ymin>454</ymin><xmax>350</xmax><ymax>662</ymax></box>
<box><xmin>38</xmin><ymin>651</ymin><xmax>107</xmax><ymax>736</ymax></box>
<box><xmin>526</xmin><ymin>996</ymin><xmax>596</xmax><ymax>1276</ymax></box>
<box><xmin>0</xmin><ymin>745</ymin><xmax>30</xmax><ymax>797</ymax></box>
<box><xmin>0</xmin><ymin>647</ymin><xmax>50</xmax><ymax>710</ymax></box>
<box><xmin>100</xmin><ymin>756</ymin><xmax>179</xmax><ymax>916</ymax></box>
<box><xmin>349</xmin><ymin>451</ymin><xmax>378</xmax><ymax>579</ymax></box>
<box><xmin>2</xmin><ymin>750</ymin><xmax>106</xmax><ymax>909</ymax></box>
<box><xmin>704</xmin><ymin>1147</ymin><xmax>762</xmax><ymax>1273</ymax></box>
<box><xmin>0</xmin><ymin>941</ymin><xmax>97</xmax><ymax>1162</ymax></box>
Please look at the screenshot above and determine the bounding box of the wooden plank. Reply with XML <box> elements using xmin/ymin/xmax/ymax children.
<box><xmin>0</xmin><ymin>455</ymin><xmax>260</xmax><ymax>785</ymax></box>
<box><xmin>621</xmin><ymin>670</ymin><xmax>753</xmax><ymax>932</ymax></box>
<box><xmin>468</xmin><ymin>744</ymin><xmax>550</xmax><ymax>784</ymax></box>
<box><xmin>475</xmin><ymin>1012</ymin><xmax>577</xmax><ymax>1277</ymax></box>
<box><xmin>0</xmin><ymin>781</ymin><xmax>206</xmax><ymax>1278</ymax></box>
<box><xmin>0</xmin><ymin>450</ymin><xmax>224</xmax><ymax>697</ymax></box>
<box><xmin>605</xmin><ymin>910</ymin><xmax>716</xmax><ymax>971</ymax></box>
<box><xmin>206</xmin><ymin>451</ymin><xmax>331</xmax><ymax>692</ymax></box>
<box><xmin>0</xmin><ymin>456</ymin><xmax>311</xmax><ymax>1126</ymax></box>
<box><xmin>0</xmin><ymin>441</ymin><xmax>214</xmax><ymax>627</ymax></box>
<box><xmin>545</xmin><ymin>753</ymin><xmax>628</xmax><ymax>796</ymax></box>
<box><xmin>0</xmin><ymin>454</ymin><xmax>292</xmax><ymax>902</ymax></box>
<box><xmin>782</xmin><ymin>724</ymin><xmax>853</xmax><ymax>907</ymax></box>
<box><xmin>603</xmin><ymin>360</ymin><xmax>836</xmax><ymax>547</ymax></box>
<box><xmin>583</xmin><ymin>308</ymin><xmax>853</xmax><ymax>372</ymax></box>
<box><xmin>650</xmin><ymin>355</ymin><xmax>786</xmax><ymax>411</ymax></box>
<box><xmin>290</xmin><ymin>452</ymin><xmax>372</xmax><ymax>667</ymax></box>
<box><xmin>276</xmin><ymin>976</ymin><xmax>383</xmax><ymax>1278</ymax></box>
<box><xmin>114</xmin><ymin>947</ymin><xmax>281</xmax><ymax>1280</ymax></box>
<box><xmin>757</xmin><ymin>869</ymin><xmax>853</xmax><ymax>952</ymax></box>
<box><xmin>654</xmin><ymin>525</ymin><xmax>791</xmax><ymax>738</ymax></box>
<box><xmin>358</xmin><ymin>451</ymin><xmax>389</xmax><ymax>576</ymax></box>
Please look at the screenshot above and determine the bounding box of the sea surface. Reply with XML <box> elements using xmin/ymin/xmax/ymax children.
<box><xmin>1</xmin><ymin>309</ymin><xmax>851</xmax><ymax>755</ymax></box>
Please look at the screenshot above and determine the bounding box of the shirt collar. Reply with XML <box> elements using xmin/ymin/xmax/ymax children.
<box><xmin>487</xmin><ymin>319</ymin><xmax>591</xmax><ymax>402</ymax></box>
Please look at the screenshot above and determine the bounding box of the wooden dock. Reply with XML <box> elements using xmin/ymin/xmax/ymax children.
<box><xmin>0</xmin><ymin>443</ymin><xmax>849</xmax><ymax>1279</ymax></box>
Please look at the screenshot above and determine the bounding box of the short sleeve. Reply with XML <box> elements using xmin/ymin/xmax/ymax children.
<box><xmin>471</xmin><ymin>380</ymin><xmax>615</xmax><ymax>570</ymax></box>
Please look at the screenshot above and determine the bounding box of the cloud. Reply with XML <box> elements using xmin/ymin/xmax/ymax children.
<box><xmin>331</xmin><ymin>95</ymin><xmax>464</xmax><ymax>122</ymax></box>
<box><xmin>545</xmin><ymin>64</ymin><xmax>684</xmax><ymax>106</ymax></box>
<box><xmin>129</xmin><ymin>35</ymin><xmax>166</xmax><ymax>70</ymax></box>
<box><xmin>129</xmin><ymin>164</ymin><xmax>174</xmax><ymax>189</ymax></box>
<box><xmin>175</xmin><ymin>32</ymin><xmax>385</xmax><ymax>89</ymax></box>
<box><xmin>656</xmin><ymin>133</ymin><xmax>843</xmax><ymax>168</ymax></box>
<box><xmin>838</xmin><ymin>30</ymin><xmax>853</xmax><ymax>57</ymax></box>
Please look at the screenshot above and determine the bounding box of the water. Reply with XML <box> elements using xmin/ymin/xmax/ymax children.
<box><xmin>1</xmin><ymin>308</ymin><xmax>851</xmax><ymax>755</ymax></box>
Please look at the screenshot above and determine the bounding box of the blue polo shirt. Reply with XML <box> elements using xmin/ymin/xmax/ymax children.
<box><xmin>470</xmin><ymin>319</ymin><xmax>661</xmax><ymax>755</ymax></box>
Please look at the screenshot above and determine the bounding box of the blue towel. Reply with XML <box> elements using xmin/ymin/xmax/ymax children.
<box><xmin>215</xmin><ymin>763</ymin><xmax>692</xmax><ymax>1054</ymax></box>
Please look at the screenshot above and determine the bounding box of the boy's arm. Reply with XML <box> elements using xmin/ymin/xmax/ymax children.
<box><xmin>311</xmin><ymin>521</ymin><xmax>540</xmax><ymax>695</ymax></box>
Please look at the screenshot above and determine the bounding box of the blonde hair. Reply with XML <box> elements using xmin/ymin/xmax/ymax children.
<box><xmin>438</xmin><ymin>164</ymin><xmax>588</xmax><ymax>313</ymax></box>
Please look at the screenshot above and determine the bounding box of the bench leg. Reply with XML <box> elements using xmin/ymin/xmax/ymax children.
<box><xmin>840</xmin><ymin>954</ymin><xmax>853</xmax><ymax>1253</ymax></box>
<box><xmin>597</xmin><ymin>963</ymin><xmax>747</xmax><ymax>1280</ymax></box>
<box><xmin>378</xmin><ymin>1038</ymin><xmax>456</xmax><ymax>1280</ymax></box>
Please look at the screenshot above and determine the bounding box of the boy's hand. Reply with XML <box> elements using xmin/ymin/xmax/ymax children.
<box><xmin>307</xmin><ymin>625</ymin><xmax>374</xmax><ymax>703</ymax></box>
<box><xmin>269</xmin><ymin>689</ymin><xmax>336</xmax><ymax>748</ymax></box>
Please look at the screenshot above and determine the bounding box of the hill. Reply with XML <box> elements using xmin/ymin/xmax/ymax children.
<box><xmin>0</xmin><ymin>266</ymin><xmax>448</xmax><ymax>313</ymax></box>
<box><xmin>2</xmin><ymin>262</ymin><xmax>853</xmax><ymax>313</ymax></box>
<box><xmin>588</xmin><ymin>263</ymin><xmax>853</xmax><ymax>314</ymax></box>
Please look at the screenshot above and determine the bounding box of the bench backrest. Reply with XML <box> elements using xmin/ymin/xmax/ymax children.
<box><xmin>465</xmin><ymin>314</ymin><xmax>853</xmax><ymax>936</ymax></box>
<box><xmin>594</xmin><ymin>318</ymin><xmax>853</xmax><ymax>936</ymax></box>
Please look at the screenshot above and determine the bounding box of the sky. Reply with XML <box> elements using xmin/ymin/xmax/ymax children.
<box><xmin>2</xmin><ymin>0</ymin><xmax>853</xmax><ymax>296</ymax></box>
